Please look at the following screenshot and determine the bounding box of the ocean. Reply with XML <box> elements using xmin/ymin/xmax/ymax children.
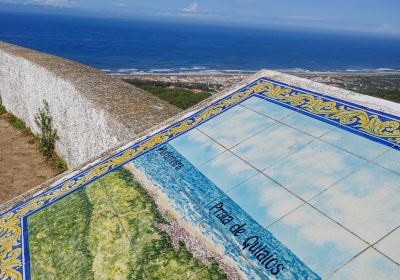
<box><xmin>1</xmin><ymin>11</ymin><xmax>400</xmax><ymax>74</ymax></box>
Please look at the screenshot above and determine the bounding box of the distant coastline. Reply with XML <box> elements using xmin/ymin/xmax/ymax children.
<box><xmin>115</xmin><ymin>70</ymin><xmax>400</xmax><ymax>104</ymax></box>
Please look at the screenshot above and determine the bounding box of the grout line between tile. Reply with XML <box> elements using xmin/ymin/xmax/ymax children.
<box><xmin>371</xmin><ymin>225</ymin><xmax>400</xmax><ymax>266</ymax></box>
<box><xmin>323</xmin><ymin>246</ymin><xmax>370</xmax><ymax>279</ymax></box>
<box><xmin>240</xmin><ymin>95</ymin><xmax>398</xmax><ymax>175</ymax></box>
<box><xmin>373</xmin><ymin>247</ymin><xmax>400</xmax><ymax>267</ymax></box>
<box><xmin>183</xmin><ymin>97</ymin><xmax>400</xmax><ymax>259</ymax></box>
<box><xmin>262</xmin><ymin>141</ymin><xmax>395</xmax><ymax>242</ymax></box>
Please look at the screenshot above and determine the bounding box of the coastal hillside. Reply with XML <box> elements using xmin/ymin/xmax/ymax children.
<box><xmin>28</xmin><ymin>168</ymin><xmax>227</xmax><ymax>280</ymax></box>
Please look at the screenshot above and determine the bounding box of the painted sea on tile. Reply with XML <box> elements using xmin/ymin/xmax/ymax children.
<box><xmin>1</xmin><ymin>78</ymin><xmax>400</xmax><ymax>280</ymax></box>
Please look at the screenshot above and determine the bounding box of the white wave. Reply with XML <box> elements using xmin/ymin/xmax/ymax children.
<box><xmin>276</xmin><ymin>68</ymin><xmax>311</xmax><ymax>73</ymax></box>
<box><xmin>116</xmin><ymin>68</ymin><xmax>138</xmax><ymax>73</ymax></box>
<box><xmin>149</xmin><ymin>68</ymin><xmax>175</xmax><ymax>72</ymax></box>
<box><xmin>220</xmin><ymin>69</ymin><xmax>257</xmax><ymax>73</ymax></box>
<box><xmin>179</xmin><ymin>66</ymin><xmax>207</xmax><ymax>71</ymax></box>
<box><xmin>344</xmin><ymin>68</ymin><xmax>400</xmax><ymax>73</ymax></box>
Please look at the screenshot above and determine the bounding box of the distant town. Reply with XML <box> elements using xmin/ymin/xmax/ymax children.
<box><xmin>117</xmin><ymin>71</ymin><xmax>400</xmax><ymax>104</ymax></box>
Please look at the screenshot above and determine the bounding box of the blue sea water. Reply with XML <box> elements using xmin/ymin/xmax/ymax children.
<box><xmin>1</xmin><ymin>11</ymin><xmax>400</xmax><ymax>74</ymax></box>
<box><xmin>130</xmin><ymin>144</ymin><xmax>320</xmax><ymax>279</ymax></box>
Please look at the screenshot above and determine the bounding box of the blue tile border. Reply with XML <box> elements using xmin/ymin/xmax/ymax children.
<box><xmin>0</xmin><ymin>77</ymin><xmax>399</xmax><ymax>280</ymax></box>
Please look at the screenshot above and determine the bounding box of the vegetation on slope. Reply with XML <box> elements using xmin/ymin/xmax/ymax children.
<box><xmin>360</xmin><ymin>89</ymin><xmax>400</xmax><ymax>103</ymax></box>
<box><xmin>34</xmin><ymin>101</ymin><xmax>67</xmax><ymax>173</ymax></box>
<box><xmin>125</xmin><ymin>79</ymin><xmax>212</xmax><ymax>109</ymax></box>
<box><xmin>322</xmin><ymin>75</ymin><xmax>400</xmax><ymax>104</ymax></box>
<box><xmin>0</xmin><ymin>98</ymin><xmax>67</xmax><ymax>173</ymax></box>
<box><xmin>28</xmin><ymin>168</ymin><xmax>226</xmax><ymax>280</ymax></box>
<box><xmin>28</xmin><ymin>189</ymin><xmax>94</xmax><ymax>279</ymax></box>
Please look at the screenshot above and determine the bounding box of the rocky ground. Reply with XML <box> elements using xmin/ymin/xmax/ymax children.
<box><xmin>0</xmin><ymin>116</ymin><xmax>57</xmax><ymax>204</ymax></box>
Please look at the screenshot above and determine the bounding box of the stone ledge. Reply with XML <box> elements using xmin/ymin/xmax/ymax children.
<box><xmin>0</xmin><ymin>41</ymin><xmax>181</xmax><ymax>168</ymax></box>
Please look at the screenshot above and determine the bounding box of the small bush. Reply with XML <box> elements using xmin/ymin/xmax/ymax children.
<box><xmin>52</xmin><ymin>154</ymin><xmax>68</xmax><ymax>173</ymax></box>
<box><xmin>0</xmin><ymin>95</ymin><xmax>6</xmax><ymax>115</ymax></box>
<box><xmin>9</xmin><ymin>115</ymin><xmax>27</xmax><ymax>129</ymax></box>
<box><xmin>35</xmin><ymin>100</ymin><xmax>68</xmax><ymax>173</ymax></box>
<box><xmin>35</xmin><ymin>100</ymin><xmax>59</xmax><ymax>160</ymax></box>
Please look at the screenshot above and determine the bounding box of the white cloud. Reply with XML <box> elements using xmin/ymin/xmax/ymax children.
<box><xmin>375</xmin><ymin>23</ymin><xmax>398</xmax><ymax>35</ymax></box>
<box><xmin>31</xmin><ymin>0</ymin><xmax>73</xmax><ymax>7</ymax></box>
<box><xmin>113</xmin><ymin>3</ymin><xmax>127</xmax><ymax>8</ymax></box>
<box><xmin>199</xmin><ymin>106</ymin><xmax>274</xmax><ymax>149</ymax></box>
<box><xmin>182</xmin><ymin>2</ymin><xmax>198</xmax><ymax>13</ymax></box>
<box><xmin>232</xmin><ymin>124</ymin><xmax>312</xmax><ymax>170</ymax></box>
<box><xmin>330</xmin><ymin>249</ymin><xmax>400</xmax><ymax>280</ymax></box>
<box><xmin>283</xmin><ymin>205</ymin><xmax>363</xmax><ymax>251</ymax></box>
<box><xmin>265</xmin><ymin>140</ymin><xmax>366</xmax><ymax>200</ymax></box>
<box><xmin>210</xmin><ymin>151</ymin><xmax>250</xmax><ymax>175</ymax></box>
<box><xmin>312</xmin><ymin>163</ymin><xmax>400</xmax><ymax>243</ymax></box>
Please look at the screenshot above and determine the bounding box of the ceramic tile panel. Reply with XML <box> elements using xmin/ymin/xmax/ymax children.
<box><xmin>3</xmin><ymin>78</ymin><xmax>400</xmax><ymax>280</ymax></box>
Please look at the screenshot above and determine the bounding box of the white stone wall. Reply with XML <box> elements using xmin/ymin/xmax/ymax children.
<box><xmin>0</xmin><ymin>50</ymin><xmax>132</xmax><ymax>168</ymax></box>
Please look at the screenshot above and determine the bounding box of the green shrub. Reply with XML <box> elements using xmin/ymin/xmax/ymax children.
<box><xmin>126</xmin><ymin>79</ymin><xmax>212</xmax><ymax>110</ymax></box>
<box><xmin>35</xmin><ymin>100</ymin><xmax>59</xmax><ymax>160</ymax></box>
<box><xmin>0</xmin><ymin>96</ymin><xmax>6</xmax><ymax>115</ymax></box>
<box><xmin>52</xmin><ymin>155</ymin><xmax>68</xmax><ymax>173</ymax></box>
<box><xmin>8</xmin><ymin>115</ymin><xmax>27</xmax><ymax>129</ymax></box>
<box><xmin>363</xmin><ymin>89</ymin><xmax>400</xmax><ymax>103</ymax></box>
<box><xmin>34</xmin><ymin>100</ymin><xmax>68</xmax><ymax>173</ymax></box>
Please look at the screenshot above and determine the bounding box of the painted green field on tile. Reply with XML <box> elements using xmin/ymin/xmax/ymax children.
<box><xmin>27</xmin><ymin>168</ymin><xmax>226</xmax><ymax>280</ymax></box>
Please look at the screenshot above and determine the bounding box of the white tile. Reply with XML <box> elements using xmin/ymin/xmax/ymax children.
<box><xmin>311</xmin><ymin>163</ymin><xmax>400</xmax><ymax>244</ymax></box>
<box><xmin>240</xmin><ymin>96</ymin><xmax>295</xmax><ymax>121</ymax></box>
<box><xmin>232</xmin><ymin>123</ymin><xmax>313</xmax><ymax>170</ymax></box>
<box><xmin>375</xmin><ymin>148</ymin><xmax>400</xmax><ymax>174</ymax></box>
<box><xmin>198</xmin><ymin>105</ymin><xmax>275</xmax><ymax>148</ymax></box>
<box><xmin>197</xmin><ymin>151</ymin><xmax>258</xmax><ymax>193</ymax></box>
<box><xmin>320</xmin><ymin>126</ymin><xmax>389</xmax><ymax>161</ymax></box>
<box><xmin>280</xmin><ymin>113</ymin><xmax>333</xmax><ymax>138</ymax></box>
<box><xmin>268</xmin><ymin>204</ymin><xmax>367</xmax><ymax>277</ymax></box>
<box><xmin>226</xmin><ymin>173</ymin><xmax>303</xmax><ymax>227</ymax></box>
<box><xmin>328</xmin><ymin>248</ymin><xmax>400</xmax><ymax>280</ymax></box>
<box><xmin>375</xmin><ymin>227</ymin><xmax>400</xmax><ymax>264</ymax></box>
<box><xmin>264</xmin><ymin>140</ymin><xmax>366</xmax><ymax>200</ymax></box>
<box><xmin>169</xmin><ymin>128</ymin><xmax>225</xmax><ymax>166</ymax></box>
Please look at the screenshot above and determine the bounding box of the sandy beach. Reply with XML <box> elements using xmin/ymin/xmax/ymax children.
<box><xmin>124</xmin><ymin>164</ymin><xmax>246</xmax><ymax>280</ymax></box>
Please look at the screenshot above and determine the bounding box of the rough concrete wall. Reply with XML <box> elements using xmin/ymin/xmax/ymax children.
<box><xmin>0</xmin><ymin>41</ymin><xmax>180</xmax><ymax>168</ymax></box>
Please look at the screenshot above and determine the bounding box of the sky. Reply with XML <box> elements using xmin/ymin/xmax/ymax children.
<box><xmin>1</xmin><ymin>0</ymin><xmax>399</xmax><ymax>36</ymax></box>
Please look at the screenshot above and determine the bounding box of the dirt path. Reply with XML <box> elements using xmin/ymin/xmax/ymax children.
<box><xmin>0</xmin><ymin>118</ymin><xmax>57</xmax><ymax>205</ymax></box>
